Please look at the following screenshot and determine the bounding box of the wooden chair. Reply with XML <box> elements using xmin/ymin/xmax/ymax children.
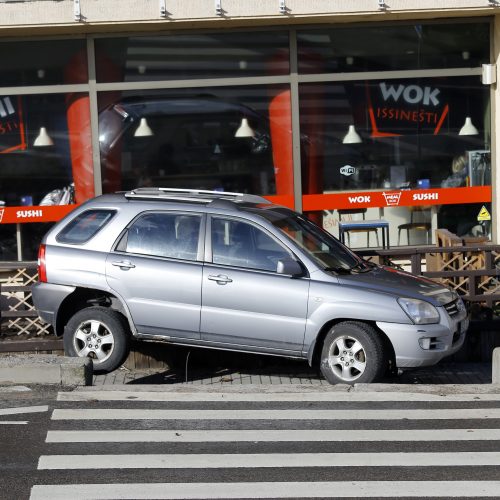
<box><xmin>397</xmin><ymin>206</ymin><xmax>431</xmax><ymax>245</ymax></box>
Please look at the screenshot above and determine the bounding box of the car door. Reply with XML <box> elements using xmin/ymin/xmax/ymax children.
<box><xmin>200</xmin><ymin>216</ymin><xmax>309</xmax><ymax>353</ymax></box>
<box><xmin>105</xmin><ymin>211</ymin><xmax>204</xmax><ymax>340</ymax></box>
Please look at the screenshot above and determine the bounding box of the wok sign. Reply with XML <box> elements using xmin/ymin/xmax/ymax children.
<box><xmin>367</xmin><ymin>82</ymin><xmax>449</xmax><ymax>137</ymax></box>
<box><xmin>0</xmin><ymin>96</ymin><xmax>26</xmax><ymax>154</ymax></box>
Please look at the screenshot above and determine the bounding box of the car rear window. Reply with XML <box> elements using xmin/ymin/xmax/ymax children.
<box><xmin>57</xmin><ymin>209</ymin><xmax>116</xmax><ymax>244</ymax></box>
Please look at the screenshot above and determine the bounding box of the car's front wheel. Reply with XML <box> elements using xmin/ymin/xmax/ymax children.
<box><xmin>320</xmin><ymin>321</ymin><xmax>386</xmax><ymax>384</ymax></box>
<box><xmin>63</xmin><ymin>307</ymin><xmax>130</xmax><ymax>373</ymax></box>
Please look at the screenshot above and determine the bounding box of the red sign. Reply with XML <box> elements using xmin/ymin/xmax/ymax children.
<box><xmin>0</xmin><ymin>205</ymin><xmax>77</xmax><ymax>224</ymax></box>
<box><xmin>366</xmin><ymin>81</ymin><xmax>449</xmax><ymax>137</ymax></box>
<box><xmin>303</xmin><ymin>186</ymin><xmax>491</xmax><ymax>211</ymax></box>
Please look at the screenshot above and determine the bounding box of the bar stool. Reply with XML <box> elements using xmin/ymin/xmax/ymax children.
<box><xmin>338</xmin><ymin>209</ymin><xmax>390</xmax><ymax>248</ymax></box>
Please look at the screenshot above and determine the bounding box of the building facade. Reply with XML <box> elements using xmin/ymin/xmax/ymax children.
<box><xmin>0</xmin><ymin>0</ymin><xmax>498</xmax><ymax>260</ymax></box>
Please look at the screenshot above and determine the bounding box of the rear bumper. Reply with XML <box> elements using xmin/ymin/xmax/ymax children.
<box><xmin>32</xmin><ymin>282</ymin><xmax>76</xmax><ymax>332</ymax></box>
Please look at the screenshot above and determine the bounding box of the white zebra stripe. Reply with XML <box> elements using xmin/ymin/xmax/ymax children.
<box><xmin>29</xmin><ymin>481</ymin><xmax>500</xmax><ymax>499</ymax></box>
<box><xmin>51</xmin><ymin>407</ymin><xmax>500</xmax><ymax>420</ymax></box>
<box><xmin>0</xmin><ymin>405</ymin><xmax>48</xmax><ymax>416</ymax></box>
<box><xmin>45</xmin><ymin>428</ymin><xmax>500</xmax><ymax>443</ymax></box>
<box><xmin>37</xmin><ymin>451</ymin><xmax>500</xmax><ymax>470</ymax></box>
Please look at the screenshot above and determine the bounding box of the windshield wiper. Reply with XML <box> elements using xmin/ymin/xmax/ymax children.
<box><xmin>323</xmin><ymin>266</ymin><xmax>352</xmax><ymax>274</ymax></box>
<box><xmin>349</xmin><ymin>260</ymin><xmax>377</xmax><ymax>273</ymax></box>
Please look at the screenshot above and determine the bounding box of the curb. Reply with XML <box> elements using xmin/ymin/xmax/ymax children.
<box><xmin>0</xmin><ymin>354</ymin><xmax>92</xmax><ymax>386</ymax></box>
<box><xmin>68</xmin><ymin>382</ymin><xmax>500</xmax><ymax>395</ymax></box>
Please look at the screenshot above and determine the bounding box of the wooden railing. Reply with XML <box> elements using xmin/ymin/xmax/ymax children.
<box><xmin>0</xmin><ymin>246</ymin><xmax>499</xmax><ymax>339</ymax></box>
<box><xmin>0</xmin><ymin>261</ymin><xmax>49</xmax><ymax>337</ymax></box>
<box><xmin>359</xmin><ymin>243</ymin><xmax>500</xmax><ymax>313</ymax></box>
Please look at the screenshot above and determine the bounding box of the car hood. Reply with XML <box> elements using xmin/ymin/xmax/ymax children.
<box><xmin>337</xmin><ymin>265</ymin><xmax>455</xmax><ymax>307</ymax></box>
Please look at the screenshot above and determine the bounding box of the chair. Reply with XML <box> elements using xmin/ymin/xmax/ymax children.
<box><xmin>397</xmin><ymin>206</ymin><xmax>431</xmax><ymax>245</ymax></box>
<box><xmin>338</xmin><ymin>209</ymin><xmax>379</xmax><ymax>247</ymax></box>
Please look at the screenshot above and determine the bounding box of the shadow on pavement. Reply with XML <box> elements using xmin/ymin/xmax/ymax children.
<box><xmin>116</xmin><ymin>346</ymin><xmax>492</xmax><ymax>385</ymax></box>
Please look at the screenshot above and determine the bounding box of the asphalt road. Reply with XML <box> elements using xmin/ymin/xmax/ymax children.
<box><xmin>0</xmin><ymin>386</ymin><xmax>57</xmax><ymax>500</ymax></box>
<box><xmin>2</xmin><ymin>385</ymin><xmax>500</xmax><ymax>499</ymax></box>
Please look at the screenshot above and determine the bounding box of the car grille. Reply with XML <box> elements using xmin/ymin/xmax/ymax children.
<box><xmin>444</xmin><ymin>299</ymin><xmax>459</xmax><ymax>318</ymax></box>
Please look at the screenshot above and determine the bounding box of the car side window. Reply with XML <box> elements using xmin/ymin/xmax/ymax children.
<box><xmin>57</xmin><ymin>209</ymin><xmax>116</xmax><ymax>244</ymax></box>
<box><xmin>211</xmin><ymin>218</ymin><xmax>290</xmax><ymax>271</ymax></box>
<box><xmin>125</xmin><ymin>212</ymin><xmax>201</xmax><ymax>261</ymax></box>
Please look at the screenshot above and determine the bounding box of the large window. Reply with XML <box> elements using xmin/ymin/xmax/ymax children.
<box><xmin>0</xmin><ymin>20</ymin><xmax>493</xmax><ymax>260</ymax></box>
<box><xmin>97</xmin><ymin>85</ymin><xmax>294</xmax><ymax>200</ymax></box>
<box><xmin>0</xmin><ymin>39</ymin><xmax>87</xmax><ymax>86</ymax></box>
<box><xmin>95</xmin><ymin>31</ymin><xmax>289</xmax><ymax>83</ymax></box>
<box><xmin>297</xmin><ymin>22</ymin><xmax>489</xmax><ymax>73</ymax></box>
<box><xmin>300</xmin><ymin>76</ymin><xmax>490</xmax><ymax>194</ymax></box>
<box><xmin>299</xmin><ymin>73</ymin><xmax>491</xmax><ymax>243</ymax></box>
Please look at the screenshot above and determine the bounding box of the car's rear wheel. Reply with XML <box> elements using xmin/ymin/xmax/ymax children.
<box><xmin>64</xmin><ymin>307</ymin><xmax>130</xmax><ymax>373</ymax></box>
<box><xmin>320</xmin><ymin>321</ymin><xmax>386</xmax><ymax>384</ymax></box>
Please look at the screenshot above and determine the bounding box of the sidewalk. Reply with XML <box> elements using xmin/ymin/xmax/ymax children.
<box><xmin>93</xmin><ymin>359</ymin><xmax>493</xmax><ymax>386</ymax></box>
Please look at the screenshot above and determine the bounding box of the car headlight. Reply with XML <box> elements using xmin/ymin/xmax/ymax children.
<box><xmin>398</xmin><ymin>298</ymin><xmax>440</xmax><ymax>324</ymax></box>
<box><xmin>456</xmin><ymin>297</ymin><xmax>467</xmax><ymax>314</ymax></box>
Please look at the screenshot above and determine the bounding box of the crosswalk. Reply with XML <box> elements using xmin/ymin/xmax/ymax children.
<box><xmin>30</xmin><ymin>388</ymin><xmax>500</xmax><ymax>499</ymax></box>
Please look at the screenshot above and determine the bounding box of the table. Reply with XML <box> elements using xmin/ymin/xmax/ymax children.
<box><xmin>338</xmin><ymin>219</ymin><xmax>390</xmax><ymax>249</ymax></box>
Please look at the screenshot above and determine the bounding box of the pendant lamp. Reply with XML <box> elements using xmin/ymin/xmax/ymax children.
<box><xmin>33</xmin><ymin>127</ymin><xmax>54</xmax><ymax>147</ymax></box>
<box><xmin>134</xmin><ymin>117</ymin><xmax>154</xmax><ymax>137</ymax></box>
<box><xmin>342</xmin><ymin>124</ymin><xmax>362</xmax><ymax>144</ymax></box>
<box><xmin>458</xmin><ymin>116</ymin><xmax>479</xmax><ymax>136</ymax></box>
<box><xmin>235</xmin><ymin>118</ymin><xmax>255</xmax><ymax>138</ymax></box>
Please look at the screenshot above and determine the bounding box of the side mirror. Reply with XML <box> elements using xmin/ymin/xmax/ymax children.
<box><xmin>277</xmin><ymin>257</ymin><xmax>303</xmax><ymax>277</ymax></box>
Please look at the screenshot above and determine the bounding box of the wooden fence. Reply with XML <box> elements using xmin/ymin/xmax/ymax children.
<box><xmin>0</xmin><ymin>246</ymin><xmax>498</xmax><ymax>356</ymax></box>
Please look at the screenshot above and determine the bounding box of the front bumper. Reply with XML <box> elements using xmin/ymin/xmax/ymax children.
<box><xmin>377</xmin><ymin>307</ymin><xmax>468</xmax><ymax>368</ymax></box>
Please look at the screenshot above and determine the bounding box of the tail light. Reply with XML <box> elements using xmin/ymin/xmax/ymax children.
<box><xmin>38</xmin><ymin>244</ymin><xmax>47</xmax><ymax>283</ymax></box>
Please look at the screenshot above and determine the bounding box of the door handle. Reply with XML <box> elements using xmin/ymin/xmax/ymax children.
<box><xmin>208</xmin><ymin>274</ymin><xmax>233</xmax><ymax>284</ymax></box>
<box><xmin>112</xmin><ymin>260</ymin><xmax>136</xmax><ymax>270</ymax></box>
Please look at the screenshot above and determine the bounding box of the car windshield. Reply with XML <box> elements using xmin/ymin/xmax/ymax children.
<box><xmin>252</xmin><ymin>208</ymin><xmax>367</xmax><ymax>272</ymax></box>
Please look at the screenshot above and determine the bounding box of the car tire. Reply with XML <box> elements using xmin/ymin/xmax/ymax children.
<box><xmin>320</xmin><ymin>321</ymin><xmax>386</xmax><ymax>385</ymax></box>
<box><xmin>64</xmin><ymin>306</ymin><xmax>130</xmax><ymax>374</ymax></box>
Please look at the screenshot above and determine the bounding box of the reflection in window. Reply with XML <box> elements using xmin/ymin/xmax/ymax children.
<box><xmin>57</xmin><ymin>210</ymin><xmax>115</xmax><ymax>244</ymax></box>
<box><xmin>125</xmin><ymin>213</ymin><xmax>201</xmax><ymax>261</ymax></box>
<box><xmin>95</xmin><ymin>31</ymin><xmax>289</xmax><ymax>83</ymax></box>
<box><xmin>212</xmin><ymin>218</ymin><xmax>289</xmax><ymax>271</ymax></box>
<box><xmin>98</xmin><ymin>86</ymin><xmax>293</xmax><ymax>197</ymax></box>
<box><xmin>299</xmin><ymin>76</ymin><xmax>490</xmax><ymax>195</ymax></box>
<box><xmin>297</xmin><ymin>22</ymin><xmax>489</xmax><ymax>74</ymax></box>
<box><xmin>0</xmin><ymin>39</ymin><xmax>87</xmax><ymax>86</ymax></box>
<box><xmin>0</xmin><ymin>93</ymin><xmax>93</xmax><ymax>208</ymax></box>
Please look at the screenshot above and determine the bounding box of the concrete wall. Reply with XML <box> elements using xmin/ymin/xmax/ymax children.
<box><xmin>0</xmin><ymin>0</ymin><xmax>498</xmax><ymax>36</ymax></box>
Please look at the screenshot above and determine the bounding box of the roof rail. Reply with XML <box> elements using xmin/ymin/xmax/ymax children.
<box><xmin>124</xmin><ymin>187</ymin><xmax>271</xmax><ymax>205</ymax></box>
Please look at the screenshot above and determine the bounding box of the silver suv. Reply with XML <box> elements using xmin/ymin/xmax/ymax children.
<box><xmin>33</xmin><ymin>188</ymin><xmax>468</xmax><ymax>384</ymax></box>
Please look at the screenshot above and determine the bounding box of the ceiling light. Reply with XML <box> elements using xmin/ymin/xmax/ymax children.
<box><xmin>134</xmin><ymin>118</ymin><xmax>154</xmax><ymax>137</ymax></box>
<box><xmin>342</xmin><ymin>125</ymin><xmax>362</xmax><ymax>144</ymax></box>
<box><xmin>458</xmin><ymin>116</ymin><xmax>479</xmax><ymax>136</ymax></box>
<box><xmin>33</xmin><ymin>127</ymin><xmax>54</xmax><ymax>147</ymax></box>
<box><xmin>235</xmin><ymin>118</ymin><xmax>255</xmax><ymax>138</ymax></box>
